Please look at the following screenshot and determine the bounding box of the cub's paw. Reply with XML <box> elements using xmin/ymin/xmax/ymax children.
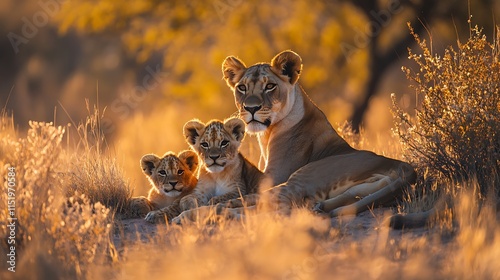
<box><xmin>208</xmin><ymin>197</ymin><xmax>222</xmax><ymax>206</ymax></box>
<box><xmin>128</xmin><ymin>197</ymin><xmax>152</xmax><ymax>218</ymax></box>
<box><xmin>224</xmin><ymin>198</ymin><xmax>245</xmax><ymax>208</ymax></box>
<box><xmin>214</xmin><ymin>202</ymin><xmax>228</xmax><ymax>214</ymax></box>
<box><xmin>172</xmin><ymin>210</ymin><xmax>192</xmax><ymax>225</ymax></box>
<box><xmin>179</xmin><ymin>196</ymin><xmax>198</xmax><ymax>211</ymax></box>
<box><xmin>144</xmin><ymin>210</ymin><xmax>166</xmax><ymax>224</ymax></box>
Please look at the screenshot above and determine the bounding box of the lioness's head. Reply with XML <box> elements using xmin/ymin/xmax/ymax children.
<box><xmin>183</xmin><ymin>117</ymin><xmax>245</xmax><ymax>173</ymax></box>
<box><xmin>222</xmin><ymin>50</ymin><xmax>303</xmax><ymax>134</ymax></box>
<box><xmin>141</xmin><ymin>151</ymin><xmax>198</xmax><ymax>197</ymax></box>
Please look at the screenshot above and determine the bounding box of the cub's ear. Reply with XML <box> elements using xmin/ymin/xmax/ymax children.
<box><xmin>140</xmin><ymin>154</ymin><xmax>161</xmax><ymax>176</ymax></box>
<box><xmin>270</xmin><ymin>50</ymin><xmax>302</xmax><ymax>84</ymax></box>
<box><xmin>178</xmin><ymin>150</ymin><xmax>199</xmax><ymax>172</ymax></box>
<box><xmin>183</xmin><ymin>119</ymin><xmax>205</xmax><ymax>146</ymax></box>
<box><xmin>224</xmin><ymin>117</ymin><xmax>245</xmax><ymax>142</ymax></box>
<box><xmin>222</xmin><ymin>56</ymin><xmax>247</xmax><ymax>88</ymax></box>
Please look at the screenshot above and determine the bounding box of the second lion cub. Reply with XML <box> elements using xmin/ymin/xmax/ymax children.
<box><xmin>178</xmin><ymin>117</ymin><xmax>262</xmax><ymax>214</ymax></box>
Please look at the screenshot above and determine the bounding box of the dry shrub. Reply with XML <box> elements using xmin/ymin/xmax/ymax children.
<box><xmin>393</xmin><ymin>25</ymin><xmax>500</xmax><ymax>202</ymax></box>
<box><xmin>0</xmin><ymin>119</ymin><xmax>115</xmax><ymax>279</ymax></box>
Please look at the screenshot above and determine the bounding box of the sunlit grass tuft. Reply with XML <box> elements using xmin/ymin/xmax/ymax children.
<box><xmin>65</xmin><ymin>108</ymin><xmax>132</xmax><ymax>214</ymax></box>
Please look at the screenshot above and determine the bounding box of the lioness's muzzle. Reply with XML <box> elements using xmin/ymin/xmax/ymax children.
<box><xmin>243</xmin><ymin>95</ymin><xmax>263</xmax><ymax>112</ymax></box>
<box><xmin>244</xmin><ymin>105</ymin><xmax>262</xmax><ymax>115</ymax></box>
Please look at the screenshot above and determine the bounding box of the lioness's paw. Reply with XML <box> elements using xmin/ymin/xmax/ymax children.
<box><xmin>144</xmin><ymin>210</ymin><xmax>166</xmax><ymax>224</ymax></box>
<box><xmin>171</xmin><ymin>216</ymin><xmax>182</xmax><ymax>225</ymax></box>
<box><xmin>312</xmin><ymin>202</ymin><xmax>325</xmax><ymax>214</ymax></box>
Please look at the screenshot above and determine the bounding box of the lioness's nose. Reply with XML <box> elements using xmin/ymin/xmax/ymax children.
<box><xmin>244</xmin><ymin>105</ymin><xmax>262</xmax><ymax>115</ymax></box>
<box><xmin>169</xmin><ymin>181</ymin><xmax>178</xmax><ymax>187</ymax></box>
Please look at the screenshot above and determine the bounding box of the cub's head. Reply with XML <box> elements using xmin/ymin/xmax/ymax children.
<box><xmin>140</xmin><ymin>151</ymin><xmax>198</xmax><ymax>197</ymax></box>
<box><xmin>183</xmin><ymin>117</ymin><xmax>245</xmax><ymax>173</ymax></box>
<box><xmin>222</xmin><ymin>50</ymin><xmax>303</xmax><ymax>134</ymax></box>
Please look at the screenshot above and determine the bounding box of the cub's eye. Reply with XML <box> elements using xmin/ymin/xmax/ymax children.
<box><xmin>158</xmin><ymin>170</ymin><xmax>167</xmax><ymax>176</ymax></box>
<box><xmin>200</xmin><ymin>142</ymin><xmax>209</xmax><ymax>149</ymax></box>
<box><xmin>220</xmin><ymin>140</ymin><xmax>230</xmax><ymax>148</ymax></box>
<box><xmin>177</xmin><ymin>170</ymin><xmax>184</xmax><ymax>175</ymax></box>
<box><xmin>237</xmin><ymin>84</ymin><xmax>247</xmax><ymax>93</ymax></box>
<box><xmin>265</xmin><ymin>83</ymin><xmax>276</xmax><ymax>91</ymax></box>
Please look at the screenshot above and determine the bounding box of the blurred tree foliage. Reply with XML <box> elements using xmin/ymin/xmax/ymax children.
<box><xmin>54</xmin><ymin>0</ymin><xmax>499</xmax><ymax>129</ymax></box>
<box><xmin>55</xmin><ymin>1</ymin><xmax>369</xmax><ymax>121</ymax></box>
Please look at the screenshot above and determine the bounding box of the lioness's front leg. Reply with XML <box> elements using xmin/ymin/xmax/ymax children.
<box><xmin>327</xmin><ymin>178</ymin><xmax>405</xmax><ymax>217</ymax></box>
<box><xmin>272</xmin><ymin>152</ymin><xmax>415</xmax><ymax>216</ymax></box>
<box><xmin>313</xmin><ymin>174</ymin><xmax>394</xmax><ymax>214</ymax></box>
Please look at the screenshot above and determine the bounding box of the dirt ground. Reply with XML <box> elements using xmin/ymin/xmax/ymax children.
<box><xmin>113</xmin><ymin>208</ymin><xmax>439</xmax><ymax>251</ymax></box>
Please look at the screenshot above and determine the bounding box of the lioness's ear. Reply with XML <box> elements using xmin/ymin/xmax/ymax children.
<box><xmin>222</xmin><ymin>56</ymin><xmax>247</xmax><ymax>88</ymax></box>
<box><xmin>270</xmin><ymin>50</ymin><xmax>302</xmax><ymax>84</ymax></box>
<box><xmin>183</xmin><ymin>119</ymin><xmax>205</xmax><ymax>146</ymax></box>
<box><xmin>140</xmin><ymin>154</ymin><xmax>161</xmax><ymax>176</ymax></box>
<box><xmin>224</xmin><ymin>117</ymin><xmax>245</xmax><ymax>142</ymax></box>
<box><xmin>178</xmin><ymin>150</ymin><xmax>199</xmax><ymax>172</ymax></box>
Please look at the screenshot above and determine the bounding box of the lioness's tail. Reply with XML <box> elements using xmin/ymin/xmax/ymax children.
<box><xmin>389</xmin><ymin>208</ymin><xmax>436</xmax><ymax>229</ymax></box>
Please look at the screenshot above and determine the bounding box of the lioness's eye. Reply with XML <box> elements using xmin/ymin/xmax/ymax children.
<box><xmin>177</xmin><ymin>170</ymin><xmax>184</xmax><ymax>175</ymax></box>
<box><xmin>200</xmin><ymin>142</ymin><xmax>209</xmax><ymax>149</ymax></box>
<box><xmin>265</xmin><ymin>83</ymin><xmax>276</xmax><ymax>91</ymax></box>
<box><xmin>158</xmin><ymin>170</ymin><xmax>167</xmax><ymax>176</ymax></box>
<box><xmin>221</xmin><ymin>140</ymin><xmax>230</xmax><ymax>148</ymax></box>
<box><xmin>237</xmin><ymin>84</ymin><xmax>247</xmax><ymax>93</ymax></box>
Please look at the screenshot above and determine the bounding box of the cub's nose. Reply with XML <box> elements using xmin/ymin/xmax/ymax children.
<box><xmin>244</xmin><ymin>105</ymin><xmax>262</xmax><ymax>115</ymax></box>
<box><xmin>209</xmin><ymin>155</ymin><xmax>220</xmax><ymax>161</ymax></box>
<box><xmin>169</xmin><ymin>181</ymin><xmax>178</xmax><ymax>187</ymax></box>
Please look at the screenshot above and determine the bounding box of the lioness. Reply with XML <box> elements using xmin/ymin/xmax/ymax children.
<box><xmin>221</xmin><ymin>50</ymin><xmax>417</xmax><ymax>217</ymax></box>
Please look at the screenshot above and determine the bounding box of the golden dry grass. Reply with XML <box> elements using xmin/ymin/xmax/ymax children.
<box><xmin>1</xmin><ymin>108</ymin><xmax>499</xmax><ymax>280</ymax></box>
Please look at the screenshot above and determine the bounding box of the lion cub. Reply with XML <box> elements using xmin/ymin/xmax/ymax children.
<box><xmin>128</xmin><ymin>150</ymin><xmax>198</xmax><ymax>223</ymax></box>
<box><xmin>178</xmin><ymin>117</ymin><xmax>262</xmax><ymax>215</ymax></box>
